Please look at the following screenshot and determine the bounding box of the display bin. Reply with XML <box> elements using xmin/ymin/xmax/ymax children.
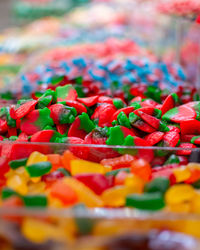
<box><xmin>1</xmin><ymin>142</ymin><xmax>200</xmax><ymax>249</ymax></box>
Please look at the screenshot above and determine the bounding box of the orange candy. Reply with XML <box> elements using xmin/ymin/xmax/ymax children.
<box><xmin>100</xmin><ymin>154</ymin><xmax>135</xmax><ymax>170</ymax></box>
<box><xmin>131</xmin><ymin>159</ymin><xmax>151</xmax><ymax>182</ymax></box>
<box><xmin>61</xmin><ymin>150</ymin><xmax>78</xmax><ymax>171</ymax></box>
<box><xmin>47</xmin><ymin>154</ymin><xmax>61</xmax><ymax>171</ymax></box>
<box><xmin>50</xmin><ymin>180</ymin><xmax>78</xmax><ymax>205</ymax></box>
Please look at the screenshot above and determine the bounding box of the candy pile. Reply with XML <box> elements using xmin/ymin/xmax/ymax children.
<box><xmin>157</xmin><ymin>0</ymin><xmax>200</xmax><ymax>18</ymax></box>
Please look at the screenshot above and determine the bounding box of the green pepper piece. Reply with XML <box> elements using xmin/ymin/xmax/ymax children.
<box><xmin>117</xmin><ymin>112</ymin><xmax>131</xmax><ymax>128</ymax></box>
<box><xmin>23</xmin><ymin>195</ymin><xmax>47</xmax><ymax>207</ymax></box>
<box><xmin>129</xmin><ymin>112</ymin><xmax>139</xmax><ymax>125</ymax></box>
<box><xmin>2</xmin><ymin>188</ymin><xmax>18</xmax><ymax>200</ymax></box>
<box><xmin>126</xmin><ymin>192</ymin><xmax>165</xmax><ymax>211</ymax></box>
<box><xmin>130</xmin><ymin>101</ymin><xmax>141</xmax><ymax>110</ymax></box>
<box><xmin>106</xmin><ymin>126</ymin><xmax>124</xmax><ymax>146</ymax></box>
<box><xmin>113</xmin><ymin>99</ymin><xmax>124</xmax><ymax>109</ymax></box>
<box><xmin>9</xmin><ymin>158</ymin><xmax>28</xmax><ymax>170</ymax></box>
<box><xmin>73</xmin><ymin>204</ymin><xmax>94</xmax><ymax>235</ymax></box>
<box><xmin>26</xmin><ymin>162</ymin><xmax>52</xmax><ymax>177</ymax></box>
<box><xmin>164</xmin><ymin>154</ymin><xmax>180</xmax><ymax>165</ymax></box>
<box><xmin>144</xmin><ymin>177</ymin><xmax>170</xmax><ymax>194</ymax></box>
<box><xmin>105</xmin><ymin>168</ymin><xmax>131</xmax><ymax>177</ymax></box>
<box><xmin>57</xmin><ymin>168</ymin><xmax>71</xmax><ymax>176</ymax></box>
<box><xmin>79</xmin><ymin>112</ymin><xmax>95</xmax><ymax>133</ymax></box>
<box><xmin>37</xmin><ymin>95</ymin><xmax>52</xmax><ymax>109</ymax></box>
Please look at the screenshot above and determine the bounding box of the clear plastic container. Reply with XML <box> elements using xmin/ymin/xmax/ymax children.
<box><xmin>1</xmin><ymin>142</ymin><xmax>200</xmax><ymax>249</ymax></box>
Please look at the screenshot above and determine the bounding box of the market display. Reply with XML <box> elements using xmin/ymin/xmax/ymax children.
<box><xmin>0</xmin><ymin>0</ymin><xmax>200</xmax><ymax>249</ymax></box>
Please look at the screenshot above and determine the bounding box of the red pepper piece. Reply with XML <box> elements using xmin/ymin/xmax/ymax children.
<box><xmin>161</xmin><ymin>94</ymin><xmax>176</xmax><ymax>115</ymax></box>
<box><xmin>31</xmin><ymin>130</ymin><xmax>55</xmax><ymax>142</ymax></box>
<box><xmin>141</xmin><ymin>99</ymin><xmax>158</xmax><ymax>108</ymax></box>
<box><xmin>0</xmin><ymin>119</ymin><xmax>8</xmax><ymax>134</ymax></box>
<box><xmin>68</xmin><ymin>137</ymin><xmax>89</xmax><ymax>160</ymax></box>
<box><xmin>151</xmin><ymin>156</ymin><xmax>166</xmax><ymax>166</ymax></box>
<box><xmin>85</xmin><ymin>132</ymin><xmax>119</xmax><ymax>162</ymax></box>
<box><xmin>75</xmin><ymin>174</ymin><xmax>109</xmax><ymax>195</ymax></box>
<box><xmin>17</xmin><ymin>133</ymin><xmax>28</xmax><ymax>142</ymax></box>
<box><xmin>168</xmin><ymin>125</ymin><xmax>180</xmax><ymax>133</ymax></box>
<box><xmin>98</xmin><ymin>96</ymin><xmax>113</xmax><ymax>104</ymax></box>
<box><xmin>181</xmin><ymin>134</ymin><xmax>196</xmax><ymax>142</ymax></box>
<box><xmin>101</xmin><ymin>154</ymin><xmax>135</xmax><ymax>170</ymax></box>
<box><xmin>0</xmin><ymin>157</ymin><xmax>9</xmax><ymax>176</ymax></box>
<box><xmin>92</xmin><ymin>104</ymin><xmax>116</xmax><ymax>127</ymax></box>
<box><xmin>130</xmin><ymin>96</ymin><xmax>142</xmax><ymax>103</ymax></box>
<box><xmin>134</xmin><ymin>136</ymin><xmax>154</xmax><ymax>162</ymax></box>
<box><xmin>120</xmin><ymin>126</ymin><xmax>137</xmax><ymax>137</ymax></box>
<box><xmin>56</xmin><ymin>124</ymin><xmax>68</xmax><ymax>135</ymax></box>
<box><xmin>68</xmin><ymin>117</ymin><xmax>87</xmax><ymax>139</ymax></box>
<box><xmin>65</xmin><ymin>100</ymin><xmax>87</xmax><ymax>114</ymax></box>
<box><xmin>134</xmin><ymin>107</ymin><xmax>154</xmax><ymax>116</ymax></box>
<box><xmin>8</xmin><ymin>127</ymin><xmax>17</xmax><ymax>137</ymax></box>
<box><xmin>163</xmin><ymin>131</ymin><xmax>180</xmax><ymax>147</ymax></box>
<box><xmin>138</xmin><ymin>111</ymin><xmax>160</xmax><ymax>129</ymax></box>
<box><xmin>177</xmin><ymin>143</ymin><xmax>196</xmax><ymax>156</ymax></box>
<box><xmin>110</xmin><ymin>107</ymin><xmax>134</xmax><ymax>122</ymax></box>
<box><xmin>144</xmin><ymin>131</ymin><xmax>164</xmax><ymax>146</ymax></box>
<box><xmin>180</xmin><ymin>119</ymin><xmax>200</xmax><ymax>135</ymax></box>
<box><xmin>77</xmin><ymin>95</ymin><xmax>98</xmax><ymax>107</ymax></box>
<box><xmin>14</xmin><ymin>100</ymin><xmax>38</xmax><ymax>119</ymax></box>
<box><xmin>132</xmin><ymin>120</ymin><xmax>156</xmax><ymax>133</ymax></box>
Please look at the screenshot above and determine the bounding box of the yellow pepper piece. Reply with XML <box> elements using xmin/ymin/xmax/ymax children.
<box><xmin>22</xmin><ymin>218</ymin><xmax>65</xmax><ymax>244</ymax></box>
<box><xmin>101</xmin><ymin>186</ymin><xmax>134</xmax><ymax>207</ymax></box>
<box><xmin>7</xmin><ymin>175</ymin><xmax>28</xmax><ymax>195</ymax></box>
<box><xmin>27</xmin><ymin>151</ymin><xmax>48</xmax><ymax>165</ymax></box>
<box><xmin>63</xmin><ymin>177</ymin><xmax>103</xmax><ymax>207</ymax></box>
<box><xmin>125</xmin><ymin>174</ymin><xmax>144</xmax><ymax>193</ymax></box>
<box><xmin>70</xmin><ymin>160</ymin><xmax>105</xmax><ymax>176</ymax></box>
<box><xmin>173</xmin><ymin>167</ymin><xmax>191</xmax><ymax>183</ymax></box>
<box><xmin>28</xmin><ymin>182</ymin><xmax>46</xmax><ymax>194</ymax></box>
<box><xmin>167</xmin><ymin>202</ymin><xmax>191</xmax><ymax>213</ymax></box>
<box><xmin>165</xmin><ymin>184</ymin><xmax>195</xmax><ymax>205</ymax></box>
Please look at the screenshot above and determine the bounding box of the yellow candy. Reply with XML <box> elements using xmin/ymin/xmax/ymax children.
<box><xmin>101</xmin><ymin>186</ymin><xmax>133</xmax><ymax>207</ymax></box>
<box><xmin>22</xmin><ymin>218</ymin><xmax>65</xmax><ymax>244</ymax></box>
<box><xmin>173</xmin><ymin>167</ymin><xmax>191</xmax><ymax>183</ymax></box>
<box><xmin>28</xmin><ymin>182</ymin><xmax>46</xmax><ymax>194</ymax></box>
<box><xmin>27</xmin><ymin>151</ymin><xmax>48</xmax><ymax>165</ymax></box>
<box><xmin>165</xmin><ymin>184</ymin><xmax>195</xmax><ymax>205</ymax></box>
<box><xmin>191</xmin><ymin>193</ymin><xmax>200</xmax><ymax>214</ymax></box>
<box><xmin>167</xmin><ymin>202</ymin><xmax>191</xmax><ymax>213</ymax></box>
<box><xmin>125</xmin><ymin>174</ymin><xmax>144</xmax><ymax>193</ymax></box>
<box><xmin>70</xmin><ymin>160</ymin><xmax>105</xmax><ymax>176</ymax></box>
<box><xmin>26</xmin><ymin>152</ymin><xmax>47</xmax><ymax>183</ymax></box>
<box><xmin>64</xmin><ymin>177</ymin><xmax>103</xmax><ymax>207</ymax></box>
<box><xmin>7</xmin><ymin>175</ymin><xmax>28</xmax><ymax>195</ymax></box>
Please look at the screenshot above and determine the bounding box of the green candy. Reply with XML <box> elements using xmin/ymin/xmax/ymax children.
<box><xmin>57</xmin><ymin>167</ymin><xmax>71</xmax><ymax>176</ymax></box>
<box><xmin>130</xmin><ymin>101</ymin><xmax>141</xmax><ymax>110</ymax></box>
<box><xmin>117</xmin><ymin>112</ymin><xmax>131</xmax><ymax>128</ymax></box>
<box><xmin>26</xmin><ymin>162</ymin><xmax>52</xmax><ymax>177</ymax></box>
<box><xmin>129</xmin><ymin>112</ymin><xmax>139</xmax><ymax>125</ymax></box>
<box><xmin>42</xmin><ymin>89</ymin><xmax>57</xmax><ymax>103</ymax></box>
<box><xmin>37</xmin><ymin>95</ymin><xmax>52</xmax><ymax>109</ymax></box>
<box><xmin>73</xmin><ymin>204</ymin><xmax>94</xmax><ymax>235</ymax></box>
<box><xmin>105</xmin><ymin>168</ymin><xmax>131</xmax><ymax>177</ymax></box>
<box><xmin>144</xmin><ymin>177</ymin><xmax>170</xmax><ymax>194</ymax></box>
<box><xmin>9</xmin><ymin>158</ymin><xmax>28</xmax><ymax>170</ymax></box>
<box><xmin>164</xmin><ymin>154</ymin><xmax>180</xmax><ymax>165</ymax></box>
<box><xmin>56</xmin><ymin>84</ymin><xmax>76</xmax><ymax>101</ymax></box>
<box><xmin>126</xmin><ymin>192</ymin><xmax>165</xmax><ymax>211</ymax></box>
<box><xmin>59</xmin><ymin>106</ymin><xmax>77</xmax><ymax>124</ymax></box>
<box><xmin>2</xmin><ymin>188</ymin><xmax>18</xmax><ymax>200</ymax></box>
<box><xmin>79</xmin><ymin>112</ymin><xmax>95</xmax><ymax>133</ymax></box>
<box><xmin>36</xmin><ymin>108</ymin><xmax>54</xmax><ymax>129</ymax></box>
<box><xmin>23</xmin><ymin>195</ymin><xmax>47</xmax><ymax>207</ymax></box>
<box><xmin>106</xmin><ymin>126</ymin><xmax>124</xmax><ymax>146</ymax></box>
<box><xmin>113</xmin><ymin>99</ymin><xmax>124</xmax><ymax>109</ymax></box>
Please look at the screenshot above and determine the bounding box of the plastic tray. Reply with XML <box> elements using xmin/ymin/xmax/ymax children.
<box><xmin>1</xmin><ymin>142</ymin><xmax>200</xmax><ymax>249</ymax></box>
